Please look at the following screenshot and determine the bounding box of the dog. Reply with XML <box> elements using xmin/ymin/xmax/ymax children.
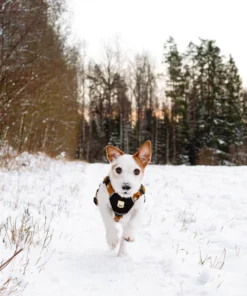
<box><xmin>94</xmin><ymin>140</ymin><xmax>152</xmax><ymax>256</ymax></box>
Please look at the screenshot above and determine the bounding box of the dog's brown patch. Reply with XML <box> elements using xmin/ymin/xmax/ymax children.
<box><xmin>133</xmin><ymin>155</ymin><xmax>145</xmax><ymax>173</ymax></box>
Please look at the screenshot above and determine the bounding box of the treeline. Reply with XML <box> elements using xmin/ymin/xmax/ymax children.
<box><xmin>1</xmin><ymin>1</ymin><xmax>247</xmax><ymax>164</ymax></box>
<box><xmin>78</xmin><ymin>39</ymin><xmax>247</xmax><ymax>165</ymax></box>
<box><xmin>0</xmin><ymin>0</ymin><xmax>80</xmax><ymax>158</ymax></box>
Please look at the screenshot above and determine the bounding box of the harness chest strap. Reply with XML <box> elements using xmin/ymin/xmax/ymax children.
<box><xmin>94</xmin><ymin>176</ymin><xmax>145</xmax><ymax>222</ymax></box>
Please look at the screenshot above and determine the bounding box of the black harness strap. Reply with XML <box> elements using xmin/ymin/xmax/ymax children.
<box><xmin>94</xmin><ymin>176</ymin><xmax>146</xmax><ymax>222</ymax></box>
<box><xmin>109</xmin><ymin>193</ymin><xmax>134</xmax><ymax>216</ymax></box>
<box><xmin>103</xmin><ymin>176</ymin><xmax>111</xmax><ymax>186</ymax></box>
<box><xmin>93</xmin><ymin>189</ymin><xmax>99</xmax><ymax>205</ymax></box>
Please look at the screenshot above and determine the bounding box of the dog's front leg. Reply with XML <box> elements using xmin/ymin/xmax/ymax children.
<box><xmin>97</xmin><ymin>184</ymin><xmax>119</xmax><ymax>250</ymax></box>
<box><xmin>118</xmin><ymin>209</ymin><xmax>141</xmax><ymax>257</ymax></box>
<box><xmin>99</xmin><ymin>205</ymin><xmax>119</xmax><ymax>250</ymax></box>
<box><xmin>122</xmin><ymin>208</ymin><xmax>141</xmax><ymax>242</ymax></box>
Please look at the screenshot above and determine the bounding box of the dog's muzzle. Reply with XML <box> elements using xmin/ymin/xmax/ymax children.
<box><xmin>122</xmin><ymin>183</ymin><xmax>131</xmax><ymax>191</ymax></box>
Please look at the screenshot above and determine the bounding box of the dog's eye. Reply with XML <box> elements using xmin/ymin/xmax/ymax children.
<box><xmin>116</xmin><ymin>167</ymin><xmax>122</xmax><ymax>174</ymax></box>
<box><xmin>134</xmin><ymin>169</ymin><xmax>140</xmax><ymax>176</ymax></box>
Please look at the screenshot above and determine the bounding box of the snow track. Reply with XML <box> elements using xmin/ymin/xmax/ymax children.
<box><xmin>1</xmin><ymin>156</ymin><xmax>247</xmax><ymax>295</ymax></box>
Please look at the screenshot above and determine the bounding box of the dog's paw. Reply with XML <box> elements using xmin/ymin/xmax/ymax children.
<box><xmin>118</xmin><ymin>249</ymin><xmax>129</xmax><ymax>257</ymax></box>
<box><xmin>123</xmin><ymin>228</ymin><xmax>135</xmax><ymax>242</ymax></box>
<box><xmin>106</xmin><ymin>231</ymin><xmax>119</xmax><ymax>250</ymax></box>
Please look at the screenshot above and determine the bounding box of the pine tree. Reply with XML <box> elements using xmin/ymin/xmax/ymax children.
<box><xmin>223</xmin><ymin>56</ymin><xmax>243</xmax><ymax>148</ymax></box>
<box><xmin>164</xmin><ymin>37</ymin><xmax>189</xmax><ymax>164</ymax></box>
<box><xmin>183</xmin><ymin>42</ymin><xmax>201</xmax><ymax>164</ymax></box>
<box><xmin>185</xmin><ymin>40</ymin><xmax>226</xmax><ymax>163</ymax></box>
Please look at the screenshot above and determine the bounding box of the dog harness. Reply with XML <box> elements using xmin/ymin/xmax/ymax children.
<box><xmin>94</xmin><ymin>176</ymin><xmax>145</xmax><ymax>222</ymax></box>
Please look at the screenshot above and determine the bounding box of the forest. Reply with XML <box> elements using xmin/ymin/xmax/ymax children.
<box><xmin>1</xmin><ymin>0</ymin><xmax>247</xmax><ymax>165</ymax></box>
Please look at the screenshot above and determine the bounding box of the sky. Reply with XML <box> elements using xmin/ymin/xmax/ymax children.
<box><xmin>67</xmin><ymin>0</ymin><xmax>247</xmax><ymax>87</ymax></box>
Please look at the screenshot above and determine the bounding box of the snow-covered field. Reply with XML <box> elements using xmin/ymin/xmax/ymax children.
<box><xmin>1</xmin><ymin>154</ymin><xmax>247</xmax><ymax>296</ymax></box>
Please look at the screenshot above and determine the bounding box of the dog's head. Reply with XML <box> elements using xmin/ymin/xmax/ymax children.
<box><xmin>106</xmin><ymin>141</ymin><xmax>152</xmax><ymax>197</ymax></box>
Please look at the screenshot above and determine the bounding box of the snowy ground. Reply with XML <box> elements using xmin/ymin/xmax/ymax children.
<box><xmin>1</xmin><ymin>154</ymin><xmax>247</xmax><ymax>296</ymax></box>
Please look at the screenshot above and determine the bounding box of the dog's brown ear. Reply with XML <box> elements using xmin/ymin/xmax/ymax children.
<box><xmin>133</xmin><ymin>141</ymin><xmax>152</xmax><ymax>168</ymax></box>
<box><xmin>106</xmin><ymin>146</ymin><xmax>124</xmax><ymax>162</ymax></box>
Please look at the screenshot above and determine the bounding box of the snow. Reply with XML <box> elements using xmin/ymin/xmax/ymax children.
<box><xmin>1</xmin><ymin>154</ymin><xmax>247</xmax><ymax>295</ymax></box>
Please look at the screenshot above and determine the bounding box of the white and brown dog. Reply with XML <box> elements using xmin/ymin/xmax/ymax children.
<box><xmin>94</xmin><ymin>141</ymin><xmax>152</xmax><ymax>256</ymax></box>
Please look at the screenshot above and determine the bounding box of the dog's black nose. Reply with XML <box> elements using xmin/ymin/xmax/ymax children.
<box><xmin>122</xmin><ymin>183</ymin><xmax>131</xmax><ymax>191</ymax></box>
